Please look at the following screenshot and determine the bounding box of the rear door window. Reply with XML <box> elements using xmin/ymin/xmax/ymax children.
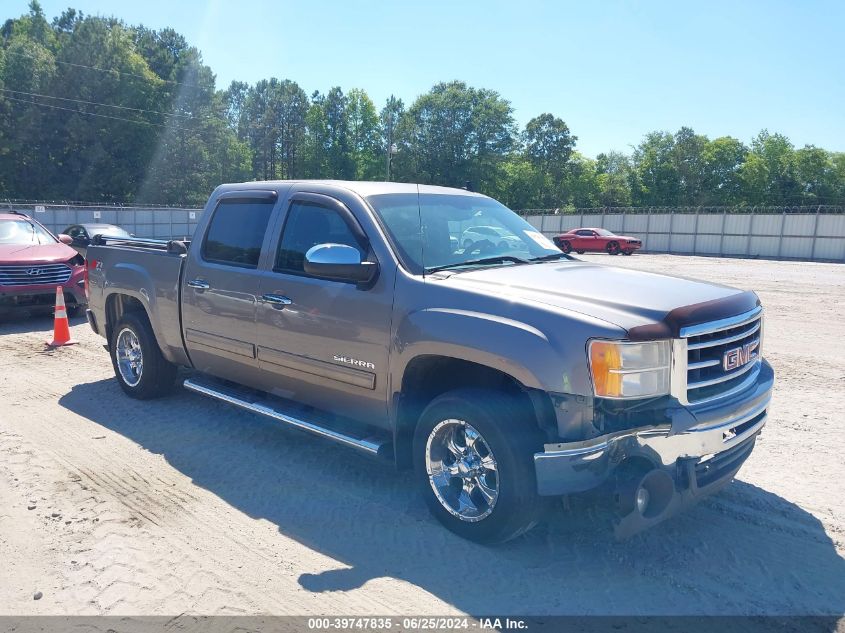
<box><xmin>202</xmin><ymin>200</ymin><xmax>275</xmax><ymax>268</ymax></box>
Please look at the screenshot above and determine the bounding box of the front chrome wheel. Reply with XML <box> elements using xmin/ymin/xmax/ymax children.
<box><xmin>115</xmin><ymin>327</ymin><xmax>143</xmax><ymax>387</ymax></box>
<box><xmin>425</xmin><ymin>419</ymin><xmax>499</xmax><ymax>522</ymax></box>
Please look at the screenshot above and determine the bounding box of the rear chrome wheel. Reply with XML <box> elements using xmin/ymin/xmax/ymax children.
<box><xmin>110</xmin><ymin>312</ymin><xmax>177</xmax><ymax>399</ymax></box>
<box><xmin>115</xmin><ymin>327</ymin><xmax>143</xmax><ymax>387</ymax></box>
<box><xmin>425</xmin><ymin>419</ymin><xmax>499</xmax><ymax>522</ymax></box>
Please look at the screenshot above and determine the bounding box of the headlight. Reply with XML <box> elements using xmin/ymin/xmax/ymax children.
<box><xmin>588</xmin><ymin>340</ymin><xmax>671</xmax><ymax>399</ymax></box>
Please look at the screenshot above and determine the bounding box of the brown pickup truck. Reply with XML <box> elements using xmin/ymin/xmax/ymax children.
<box><xmin>84</xmin><ymin>181</ymin><xmax>773</xmax><ymax>542</ymax></box>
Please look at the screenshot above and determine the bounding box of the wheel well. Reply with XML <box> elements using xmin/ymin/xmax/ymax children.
<box><xmin>104</xmin><ymin>294</ymin><xmax>147</xmax><ymax>344</ymax></box>
<box><xmin>393</xmin><ymin>355</ymin><xmax>556</xmax><ymax>469</ymax></box>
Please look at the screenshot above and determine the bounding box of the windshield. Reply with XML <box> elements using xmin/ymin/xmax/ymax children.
<box><xmin>0</xmin><ymin>219</ymin><xmax>57</xmax><ymax>245</ymax></box>
<box><xmin>595</xmin><ymin>228</ymin><xmax>614</xmax><ymax>236</ymax></box>
<box><xmin>367</xmin><ymin>193</ymin><xmax>561</xmax><ymax>273</ymax></box>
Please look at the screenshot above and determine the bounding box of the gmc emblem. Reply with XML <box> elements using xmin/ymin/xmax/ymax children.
<box><xmin>723</xmin><ymin>340</ymin><xmax>759</xmax><ymax>371</ymax></box>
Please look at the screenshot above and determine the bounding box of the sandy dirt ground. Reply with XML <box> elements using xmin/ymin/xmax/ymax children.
<box><xmin>0</xmin><ymin>254</ymin><xmax>843</xmax><ymax>617</ymax></box>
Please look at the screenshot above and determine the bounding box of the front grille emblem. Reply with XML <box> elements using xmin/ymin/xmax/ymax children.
<box><xmin>722</xmin><ymin>339</ymin><xmax>759</xmax><ymax>371</ymax></box>
<box><xmin>26</xmin><ymin>268</ymin><xmax>42</xmax><ymax>276</ymax></box>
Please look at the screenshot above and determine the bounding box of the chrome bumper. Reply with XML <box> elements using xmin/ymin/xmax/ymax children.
<box><xmin>534</xmin><ymin>384</ymin><xmax>771</xmax><ymax>497</ymax></box>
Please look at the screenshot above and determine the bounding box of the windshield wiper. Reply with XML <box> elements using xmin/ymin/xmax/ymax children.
<box><xmin>528</xmin><ymin>252</ymin><xmax>572</xmax><ymax>262</ymax></box>
<box><xmin>425</xmin><ymin>255</ymin><xmax>530</xmax><ymax>274</ymax></box>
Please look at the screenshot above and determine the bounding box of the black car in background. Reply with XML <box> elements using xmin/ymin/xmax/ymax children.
<box><xmin>62</xmin><ymin>224</ymin><xmax>133</xmax><ymax>257</ymax></box>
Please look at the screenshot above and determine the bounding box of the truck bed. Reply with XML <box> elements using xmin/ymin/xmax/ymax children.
<box><xmin>86</xmin><ymin>237</ymin><xmax>191</xmax><ymax>366</ymax></box>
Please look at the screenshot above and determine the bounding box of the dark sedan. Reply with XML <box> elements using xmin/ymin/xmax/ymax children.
<box><xmin>62</xmin><ymin>224</ymin><xmax>133</xmax><ymax>257</ymax></box>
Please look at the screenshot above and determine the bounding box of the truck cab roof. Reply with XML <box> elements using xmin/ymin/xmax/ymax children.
<box><xmin>211</xmin><ymin>180</ymin><xmax>487</xmax><ymax>200</ymax></box>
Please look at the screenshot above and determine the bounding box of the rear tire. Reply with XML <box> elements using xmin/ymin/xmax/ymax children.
<box><xmin>559</xmin><ymin>240</ymin><xmax>572</xmax><ymax>254</ymax></box>
<box><xmin>576</xmin><ymin>250</ymin><xmax>585</xmax><ymax>254</ymax></box>
<box><xmin>413</xmin><ymin>388</ymin><xmax>546</xmax><ymax>543</ymax></box>
<box><xmin>109</xmin><ymin>312</ymin><xmax>177</xmax><ymax>399</ymax></box>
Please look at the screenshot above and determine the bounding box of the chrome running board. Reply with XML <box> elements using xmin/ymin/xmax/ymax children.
<box><xmin>183</xmin><ymin>376</ymin><xmax>392</xmax><ymax>458</ymax></box>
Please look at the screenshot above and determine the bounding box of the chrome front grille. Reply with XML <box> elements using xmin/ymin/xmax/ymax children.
<box><xmin>0</xmin><ymin>263</ymin><xmax>72</xmax><ymax>286</ymax></box>
<box><xmin>672</xmin><ymin>306</ymin><xmax>764</xmax><ymax>406</ymax></box>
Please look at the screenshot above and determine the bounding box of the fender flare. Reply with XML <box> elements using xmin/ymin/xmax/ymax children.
<box><xmin>393</xmin><ymin>307</ymin><xmax>590</xmax><ymax>395</ymax></box>
<box><xmin>102</xmin><ymin>263</ymin><xmax>184</xmax><ymax>365</ymax></box>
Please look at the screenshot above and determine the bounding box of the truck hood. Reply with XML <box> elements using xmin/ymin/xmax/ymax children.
<box><xmin>438</xmin><ymin>260</ymin><xmax>748</xmax><ymax>332</ymax></box>
<box><xmin>0</xmin><ymin>243</ymin><xmax>77</xmax><ymax>265</ymax></box>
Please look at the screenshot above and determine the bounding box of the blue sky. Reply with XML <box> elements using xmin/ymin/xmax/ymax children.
<box><xmin>25</xmin><ymin>0</ymin><xmax>845</xmax><ymax>157</ymax></box>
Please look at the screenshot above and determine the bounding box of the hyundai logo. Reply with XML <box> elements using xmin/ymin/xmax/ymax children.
<box><xmin>26</xmin><ymin>268</ymin><xmax>42</xmax><ymax>276</ymax></box>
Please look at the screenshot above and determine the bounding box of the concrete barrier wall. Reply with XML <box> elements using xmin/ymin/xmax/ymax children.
<box><xmin>525</xmin><ymin>210</ymin><xmax>845</xmax><ymax>262</ymax></box>
<box><xmin>8</xmin><ymin>203</ymin><xmax>845</xmax><ymax>263</ymax></box>
<box><xmin>15</xmin><ymin>205</ymin><xmax>203</xmax><ymax>241</ymax></box>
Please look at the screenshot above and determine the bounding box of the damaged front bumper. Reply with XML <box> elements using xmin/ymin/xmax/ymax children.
<box><xmin>534</xmin><ymin>359</ymin><xmax>773</xmax><ymax>536</ymax></box>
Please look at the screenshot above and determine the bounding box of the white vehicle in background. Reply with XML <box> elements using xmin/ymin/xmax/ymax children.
<box><xmin>461</xmin><ymin>225</ymin><xmax>522</xmax><ymax>251</ymax></box>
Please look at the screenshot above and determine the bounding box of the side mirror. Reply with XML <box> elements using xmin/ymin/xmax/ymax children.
<box><xmin>58</xmin><ymin>234</ymin><xmax>73</xmax><ymax>245</ymax></box>
<box><xmin>304</xmin><ymin>243</ymin><xmax>377</xmax><ymax>284</ymax></box>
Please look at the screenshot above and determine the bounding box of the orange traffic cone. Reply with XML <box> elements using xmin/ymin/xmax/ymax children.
<box><xmin>46</xmin><ymin>286</ymin><xmax>77</xmax><ymax>347</ymax></box>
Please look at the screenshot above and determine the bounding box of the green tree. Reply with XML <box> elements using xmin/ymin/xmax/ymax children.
<box><xmin>303</xmin><ymin>87</ymin><xmax>353</xmax><ymax>179</ymax></box>
<box><xmin>792</xmin><ymin>146</ymin><xmax>838</xmax><ymax>204</ymax></box>
<box><xmin>521</xmin><ymin>113</ymin><xmax>576</xmax><ymax>206</ymax></box>
<box><xmin>564</xmin><ymin>153</ymin><xmax>600</xmax><ymax>207</ymax></box>
<box><xmin>672</xmin><ymin>126</ymin><xmax>708</xmax><ymax>205</ymax></box>
<box><xmin>630</xmin><ymin>131</ymin><xmax>679</xmax><ymax>206</ymax></box>
<box><xmin>133</xmin><ymin>28</ymin><xmax>249</xmax><ymax>203</ymax></box>
<box><xmin>346</xmin><ymin>88</ymin><xmax>381</xmax><ymax>180</ymax></box>
<box><xmin>595</xmin><ymin>151</ymin><xmax>632</xmax><ymax>206</ymax></box>
<box><xmin>48</xmin><ymin>15</ymin><xmax>161</xmax><ymax>201</ymax></box>
<box><xmin>700</xmin><ymin>136</ymin><xmax>747</xmax><ymax>205</ymax></box>
<box><xmin>3</xmin><ymin>3</ymin><xmax>845</xmax><ymax>208</ymax></box>
<box><xmin>397</xmin><ymin>80</ymin><xmax>516</xmax><ymax>192</ymax></box>
<box><xmin>222</xmin><ymin>80</ymin><xmax>248</xmax><ymax>131</ymax></box>
<box><xmin>740</xmin><ymin>130</ymin><xmax>798</xmax><ymax>205</ymax></box>
<box><xmin>496</xmin><ymin>156</ymin><xmax>538</xmax><ymax>209</ymax></box>
<box><xmin>380</xmin><ymin>94</ymin><xmax>404</xmax><ymax>180</ymax></box>
<box><xmin>323</xmin><ymin>86</ymin><xmax>353</xmax><ymax>178</ymax></box>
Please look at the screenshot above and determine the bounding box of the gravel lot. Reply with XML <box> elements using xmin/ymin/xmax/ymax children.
<box><xmin>1</xmin><ymin>254</ymin><xmax>843</xmax><ymax>617</ymax></box>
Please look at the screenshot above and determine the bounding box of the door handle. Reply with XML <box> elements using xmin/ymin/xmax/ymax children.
<box><xmin>261</xmin><ymin>293</ymin><xmax>292</xmax><ymax>307</ymax></box>
<box><xmin>187</xmin><ymin>279</ymin><xmax>210</xmax><ymax>290</ymax></box>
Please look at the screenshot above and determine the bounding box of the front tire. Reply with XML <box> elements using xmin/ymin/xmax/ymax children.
<box><xmin>413</xmin><ymin>388</ymin><xmax>546</xmax><ymax>543</ymax></box>
<box><xmin>109</xmin><ymin>312</ymin><xmax>177</xmax><ymax>399</ymax></box>
<box><xmin>606</xmin><ymin>241</ymin><xmax>620</xmax><ymax>255</ymax></box>
<box><xmin>576</xmin><ymin>250</ymin><xmax>585</xmax><ymax>254</ymax></box>
<box><xmin>622</xmin><ymin>249</ymin><xmax>633</xmax><ymax>256</ymax></box>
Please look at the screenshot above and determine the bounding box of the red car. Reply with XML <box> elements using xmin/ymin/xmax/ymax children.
<box><xmin>553</xmin><ymin>228</ymin><xmax>642</xmax><ymax>256</ymax></box>
<box><xmin>0</xmin><ymin>211</ymin><xmax>87</xmax><ymax>316</ymax></box>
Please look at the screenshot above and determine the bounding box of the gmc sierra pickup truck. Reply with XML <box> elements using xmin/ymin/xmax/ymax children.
<box><xmin>85</xmin><ymin>181</ymin><xmax>773</xmax><ymax>542</ymax></box>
